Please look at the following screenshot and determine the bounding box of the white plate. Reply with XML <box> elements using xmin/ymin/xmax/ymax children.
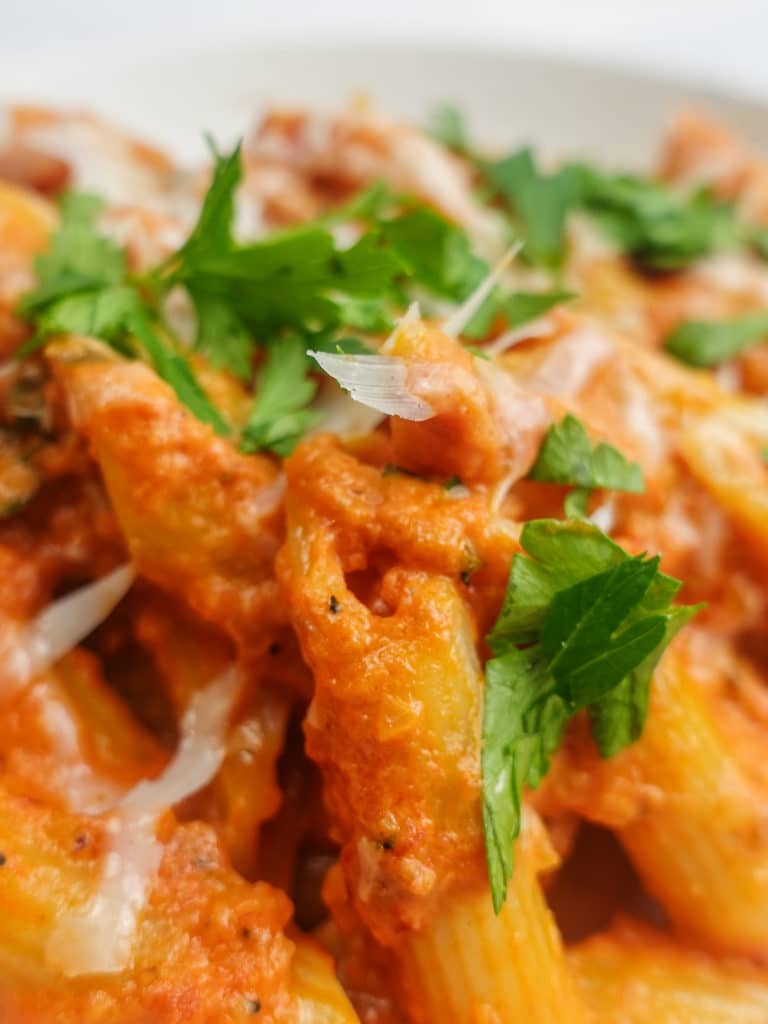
<box><xmin>1</xmin><ymin>40</ymin><xmax>768</xmax><ymax>165</ymax></box>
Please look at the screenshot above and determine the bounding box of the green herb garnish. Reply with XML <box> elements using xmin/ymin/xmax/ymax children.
<box><xmin>572</xmin><ymin>167</ymin><xmax>741</xmax><ymax>271</ymax></box>
<box><xmin>17</xmin><ymin>194</ymin><xmax>228</xmax><ymax>434</ymax></box>
<box><xmin>240</xmin><ymin>336</ymin><xmax>321</xmax><ymax>457</ymax></box>
<box><xmin>483</xmin><ymin>149</ymin><xmax>581</xmax><ymax>269</ymax></box>
<box><xmin>427</xmin><ymin>104</ymin><xmax>471</xmax><ymax>154</ymax></box>
<box><xmin>665</xmin><ymin>312</ymin><xmax>768</xmax><ymax>368</ymax></box>
<box><xmin>482</xmin><ymin>518</ymin><xmax>698</xmax><ymax>912</ymax></box>
<box><xmin>17</xmin><ymin>143</ymin><xmax>405</xmax><ymax>446</ymax></box>
<box><xmin>529</xmin><ymin>413</ymin><xmax>644</xmax><ymax>517</ymax></box>
<box><xmin>19</xmin><ymin>138</ymin><xmax>571</xmax><ymax>450</ymax></box>
<box><xmin>429</xmin><ymin>107</ymin><xmax>763</xmax><ymax>274</ymax></box>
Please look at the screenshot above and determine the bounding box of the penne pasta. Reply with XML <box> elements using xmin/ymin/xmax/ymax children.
<box><xmin>3</xmin><ymin>648</ymin><xmax>165</xmax><ymax>812</ymax></box>
<box><xmin>278</xmin><ymin>448</ymin><xmax>590</xmax><ymax>1021</ymax></box>
<box><xmin>49</xmin><ymin>343</ymin><xmax>286</xmax><ymax>650</ymax></box>
<box><xmin>546</xmin><ymin>639</ymin><xmax>768</xmax><ymax>957</ymax></box>
<box><xmin>290</xmin><ymin>937</ymin><xmax>361</xmax><ymax>1024</ymax></box>
<box><xmin>401</xmin><ymin>815</ymin><xmax>589</xmax><ymax>1024</ymax></box>
<box><xmin>570</xmin><ymin>916</ymin><xmax>768</xmax><ymax>1023</ymax></box>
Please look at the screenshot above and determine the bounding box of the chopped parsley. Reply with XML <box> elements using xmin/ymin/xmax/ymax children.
<box><xmin>16</xmin><ymin>144</ymin><xmax>405</xmax><ymax>448</ymax></box>
<box><xmin>665</xmin><ymin>312</ymin><xmax>768</xmax><ymax>368</ymax></box>
<box><xmin>482</xmin><ymin>518</ymin><xmax>699</xmax><ymax>912</ymax></box>
<box><xmin>503</xmin><ymin>290</ymin><xmax>575</xmax><ymax>328</ymax></box>
<box><xmin>17</xmin><ymin>195</ymin><xmax>228</xmax><ymax>434</ymax></box>
<box><xmin>529</xmin><ymin>413</ymin><xmax>644</xmax><ymax>516</ymax></box>
<box><xmin>240</xmin><ymin>336</ymin><xmax>321</xmax><ymax>457</ymax></box>
<box><xmin>484</xmin><ymin>149</ymin><xmax>580</xmax><ymax>269</ymax></box>
<box><xmin>427</xmin><ymin>104</ymin><xmax>471</xmax><ymax>154</ymax></box>
<box><xmin>157</xmin><ymin>141</ymin><xmax>404</xmax><ymax>358</ymax></box>
<box><xmin>571</xmin><ymin>166</ymin><xmax>741</xmax><ymax>271</ymax></box>
<box><xmin>18</xmin><ymin>139</ymin><xmax>571</xmax><ymax>452</ymax></box>
<box><xmin>429</xmin><ymin>106</ymin><xmax>765</xmax><ymax>274</ymax></box>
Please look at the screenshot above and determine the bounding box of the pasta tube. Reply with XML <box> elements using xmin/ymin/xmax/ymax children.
<box><xmin>570</xmin><ymin>917</ymin><xmax>768</xmax><ymax>1023</ymax></box>
<box><xmin>278</xmin><ymin>456</ymin><xmax>590</xmax><ymax>1022</ymax></box>
<box><xmin>547</xmin><ymin>640</ymin><xmax>768</xmax><ymax>956</ymax></box>
<box><xmin>50</xmin><ymin>344</ymin><xmax>285</xmax><ymax>648</ymax></box>
<box><xmin>401</xmin><ymin>815</ymin><xmax>588</xmax><ymax>1024</ymax></box>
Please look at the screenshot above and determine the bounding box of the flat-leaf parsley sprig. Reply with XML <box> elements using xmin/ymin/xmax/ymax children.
<box><xmin>429</xmin><ymin>104</ymin><xmax>768</xmax><ymax>273</ymax></box>
<box><xmin>17</xmin><ymin>140</ymin><xmax>573</xmax><ymax>454</ymax></box>
<box><xmin>482</xmin><ymin>517</ymin><xmax>699</xmax><ymax>912</ymax></box>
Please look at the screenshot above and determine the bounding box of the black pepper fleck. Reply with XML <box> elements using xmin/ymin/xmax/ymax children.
<box><xmin>378</xmin><ymin>837</ymin><xmax>395</xmax><ymax>851</ymax></box>
<box><xmin>268</xmin><ymin>642</ymin><xmax>281</xmax><ymax>655</ymax></box>
<box><xmin>329</xmin><ymin>595</ymin><xmax>340</xmax><ymax>614</ymax></box>
<box><xmin>0</xmin><ymin>852</ymin><xmax>6</xmax><ymax>866</ymax></box>
<box><xmin>73</xmin><ymin>833</ymin><xmax>88</xmax><ymax>851</ymax></box>
<box><xmin>245</xmin><ymin>997</ymin><xmax>261</xmax><ymax>1014</ymax></box>
<box><xmin>241</xmin><ymin>926</ymin><xmax>251</xmax><ymax>940</ymax></box>
<box><xmin>460</xmin><ymin>570</ymin><xmax>472</xmax><ymax>586</ymax></box>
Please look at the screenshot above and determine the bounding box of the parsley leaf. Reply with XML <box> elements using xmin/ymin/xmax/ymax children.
<box><xmin>488</xmin><ymin>518</ymin><xmax>626</xmax><ymax>650</ymax></box>
<box><xmin>165</xmin><ymin>145</ymin><xmax>405</xmax><ymax>345</ymax></box>
<box><xmin>572</xmin><ymin>167</ymin><xmax>740</xmax><ymax>271</ymax></box>
<box><xmin>482</xmin><ymin>647</ymin><xmax>569</xmax><ymax>912</ymax></box>
<box><xmin>427</xmin><ymin>104</ymin><xmax>471</xmax><ymax>153</ymax></box>
<box><xmin>16</xmin><ymin>191</ymin><xmax>228</xmax><ymax>435</ymax></box>
<box><xmin>750</xmin><ymin>225</ymin><xmax>768</xmax><ymax>261</ymax></box>
<box><xmin>482</xmin><ymin>518</ymin><xmax>697</xmax><ymax>911</ymax></box>
<box><xmin>381</xmin><ymin>208</ymin><xmax>487</xmax><ymax>300</ymax></box>
<box><xmin>589</xmin><ymin>602</ymin><xmax>697</xmax><ymax>756</ymax></box>
<box><xmin>171</xmin><ymin>224</ymin><xmax>404</xmax><ymax>336</ymax></box>
<box><xmin>151</xmin><ymin>144</ymin><xmax>408</xmax><ymax>397</ymax></box>
<box><xmin>192</xmin><ymin>293</ymin><xmax>253</xmax><ymax>381</ymax></box>
<box><xmin>432</xmin><ymin>106</ymin><xmax>768</xmax><ymax>277</ymax></box>
<box><xmin>563</xmin><ymin>487</ymin><xmax>591</xmax><ymax>520</ymax></box>
<box><xmin>540</xmin><ymin>556</ymin><xmax>666</xmax><ymax>706</ymax></box>
<box><xmin>333</xmin><ymin>297</ymin><xmax>394</xmax><ymax>334</ymax></box>
<box><xmin>484</xmin><ymin>149</ymin><xmax>580</xmax><ymax>268</ymax></box>
<box><xmin>18</xmin><ymin>192</ymin><xmax>125</xmax><ymax>315</ymax></box>
<box><xmin>128</xmin><ymin>307</ymin><xmax>230</xmax><ymax>435</ymax></box>
<box><xmin>18</xmin><ymin>284</ymin><xmax>142</xmax><ymax>357</ymax></box>
<box><xmin>503</xmin><ymin>290</ymin><xmax>574</xmax><ymax>328</ymax></box>
<box><xmin>529</xmin><ymin>414</ymin><xmax>644</xmax><ymax>505</ymax></box>
<box><xmin>323</xmin><ymin>180</ymin><xmax>399</xmax><ymax>224</ymax></box>
<box><xmin>240</xmin><ymin>336</ymin><xmax>322</xmax><ymax>456</ymax></box>
<box><xmin>182</xmin><ymin>138</ymin><xmax>242</xmax><ymax>259</ymax></box>
<box><xmin>665</xmin><ymin>312</ymin><xmax>768</xmax><ymax>368</ymax></box>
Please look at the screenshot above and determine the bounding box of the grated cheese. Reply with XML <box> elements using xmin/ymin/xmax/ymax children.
<box><xmin>525</xmin><ymin>324</ymin><xmax>614</xmax><ymax>398</ymax></box>
<box><xmin>46</xmin><ymin>667</ymin><xmax>241</xmax><ymax>976</ymax></box>
<box><xmin>1</xmin><ymin>565</ymin><xmax>134</xmax><ymax>700</ymax></box>
<box><xmin>308</xmin><ymin>351</ymin><xmax>434</xmax><ymax>421</ymax></box>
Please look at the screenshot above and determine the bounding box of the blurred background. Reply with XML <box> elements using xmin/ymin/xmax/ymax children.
<box><xmin>3</xmin><ymin>0</ymin><xmax>768</xmax><ymax>99</ymax></box>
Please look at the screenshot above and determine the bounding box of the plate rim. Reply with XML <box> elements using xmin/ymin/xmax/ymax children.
<box><xmin>2</xmin><ymin>35</ymin><xmax>768</xmax><ymax>113</ymax></box>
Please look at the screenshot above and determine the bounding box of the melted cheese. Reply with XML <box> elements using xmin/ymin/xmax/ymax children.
<box><xmin>0</xmin><ymin>565</ymin><xmax>134</xmax><ymax>699</ymax></box>
<box><xmin>46</xmin><ymin>809</ymin><xmax>163</xmax><ymax>976</ymax></box>
<box><xmin>45</xmin><ymin>668</ymin><xmax>241</xmax><ymax>976</ymax></box>
<box><xmin>28</xmin><ymin>683</ymin><xmax>124</xmax><ymax>814</ymax></box>
<box><xmin>525</xmin><ymin>324</ymin><xmax>614</xmax><ymax>398</ymax></box>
